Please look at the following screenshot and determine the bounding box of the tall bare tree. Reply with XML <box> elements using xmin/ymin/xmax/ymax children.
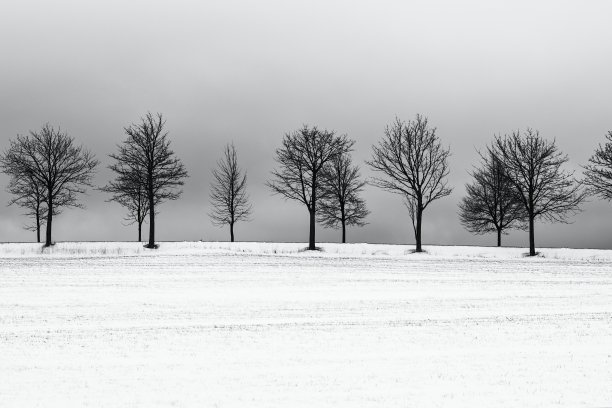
<box><xmin>209</xmin><ymin>143</ymin><xmax>252</xmax><ymax>242</ymax></box>
<box><xmin>367</xmin><ymin>115</ymin><xmax>452</xmax><ymax>252</ymax></box>
<box><xmin>583</xmin><ymin>131</ymin><xmax>612</xmax><ymax>201</ymax></box>
<box><xmin>267</xmin><ymin>125</ymin><xmax>355</xmax><ymax>250</ymax></box>
<box><xmin>108</xmin><ymin>113</ymin><xmax>188</xmax><ymax>248</ymax></box>
<box><xmin>492</xmin><ymin>129</ymin><xmax>586</xmax><ymax>256</ymax></box>
<box><xmin>100</xmin><ymin>169</ymin><xmax>150</xmax><ymax>242</ymax></box>
<box><xmin>318</xmin><ymin>152</ymin><xmax>369</xmax><ymax>243</ymax></box>
<box><xmin>458</xmin><ymin>149</ymin><xmax>526</xmax><ymax>246</ymax></box>
<box><xmin>0</xmin><ymin>124</ymin><xmax>98</xmax><ymax>246</ymax></box>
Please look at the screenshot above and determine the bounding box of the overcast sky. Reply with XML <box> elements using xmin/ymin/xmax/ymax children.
<box><xmin>1</xmin><ymin>0</ymin><xmax>611</xmax><ymax>248</ymax></box>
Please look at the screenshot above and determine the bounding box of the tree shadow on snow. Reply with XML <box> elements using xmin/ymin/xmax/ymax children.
<box><xmin>404</xmin><ymin>248</ymin><xmax>428</xmax><ymax>255</ymax></box>
<box><xmin>298</xmin><ymin>246</ymin><xmax>325</xmax><ymax>252</ymax></box>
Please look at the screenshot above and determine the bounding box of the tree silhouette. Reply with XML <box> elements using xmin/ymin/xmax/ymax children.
<box><xmin>318</xmin><ymin>152</ymin><xmax>369</xmax><ymax>243</ymax></box>
<box><xmin>459</xmin><ymin>149</ymin><xmax>526</xmax><ymax>246</ymax></box>
<box><xmin>3</xmin><ymin>171</ymin><xmax>48</xmax><ymax>242</ymax></box>
<box><xmin>492</xmin><ymin>129</ymin><xmax>586</xmax><ymax>256</ymax></box>
<box><xmin>267</xmin><ymin>125</ymin><xmax>354</xmax><ymax>250</ymax></box>
<box><xmin>209</xmin><ymin>143</ymin><xmax>252</xmax><ymax>242</ymax></box>
<box><xmin>108</xmin><ymin>113</ymin><xmax>188</xmax><ymax>248</ymax></box>
<box><xmin>367</xmin><ymin>115</ymin><xmax>452</xmax><ymax>252</ymax></box>
<box><xmin>583</xmin><ymin>131</ymin><xmax>612</xmax><ymax>201</ymax></box>
<box><xmin>100</xmin><ymin>168</ymin><xmax>151</xmax><ymax>242</ymax></box>
<box><xmin>0</xmin><ymin>125</ymin><xmax>98</xmax><ymax>246</ymax></box>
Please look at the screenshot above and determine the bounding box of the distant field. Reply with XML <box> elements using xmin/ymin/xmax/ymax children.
<box><xmin>0</xmin><ymin>242</ymin><xmax>611</xmax><ymax>407</ymax></box>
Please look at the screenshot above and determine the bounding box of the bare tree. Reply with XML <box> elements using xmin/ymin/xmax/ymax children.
<box><xmin>317</xmin><ymin>152</ymin><xmax>369</xmax><ymax>243</ymax></box>
<box><xmin>267</xmin><ymin>125</ymin><xmax>355</xmax><ymax>250</ymax></box>
<box><xmin>209</xmin><ymin>143</ymin><xmax>252</xmax><ymax>242</ymax></box>
<box><xmin>3</xmin><ymin>172</ymin><xmax>48</xmax><ymax>242</ymax></box>
<box><xmin>367</xmin><ymin>115</ymin><xmax>452</xmax><ymax>252</ymax></box>
<box><xmin>100</xmin><ymin>169</ymin><xmax>150</xmax><ymax>242</ymax></box>
<box><xmin>402</xmin><ymin>195</ymin><xmax>419</xmax><ymax>242</ymax></box>
<box><xmin>0</xmin><ymin>124</ymin><xmax>98</xmax><ymax>246</ymax></box>
<box><xmin>492</xmin><ymin>129</ymin><xmax>586</xmax><ymax>256</ymax></box>
<box><xmin>583</xmin><ymin>131</ymin><xmax>612</xmax><ymax>201</ymax></box>
<box><xmin>458</xmin><ymin>149</ymin><xmax>526</xmax><ymax>246</ymax></box>
<box><xmin>108</xmin><ymin>113</ymin><xmax>188</xmax><ymax>248</ymax></box>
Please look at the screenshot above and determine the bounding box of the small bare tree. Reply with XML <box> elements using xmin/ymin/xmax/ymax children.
<box><xmin>0</xmin><ymin>125</ymin><xmax>98</xmax><ymax>246</ymax></box>
<box><xmin>3</xmin><ymin>172</ymin><xmax>48</xmax><ymax>242</ymax></box>
<box><xmin>458</xmin><ymin>150</ymin><xmax>526</xmax><ymax>246</ymax></box>
<box><xmin>267</xmin><ymin>125</ymin><xmax>355</xmax><ymax>250</ymax></box>
<box><xmin>209</xmin><ymin>143</ymin><xmax>252</xmax><ymax>242</ymax></box>
<box><xmin>403</xmin><ymin>195</ymin><xmax>423</xmax><ymax>245</ymax></box>
<box><xmin>318</xmin><ymin>152</ymin><xmax>369</xmax><ymax>243</ymax></box>
<box><xmin>367</xmin><ymin>115</ymin><xmax>452</xmax><ymax>252</ymax></box>
<box><xmin>100</xmin><ymin>169</ymin><xmax>150</xmax><ymax>242</ymax></box>
<box><xmin>583</xmin><ymin>131</ymin><xmax>612</xmax><ymax>201</ymax></box>
<box><xmin>492</xmin><ymin>129</ymin><xmax>586</xmax><ymax>256</ymax></box>
<box><xmin>108</xmin><ymin>113</ymin><xmax>188</xmax><ymax>249</ymax></box>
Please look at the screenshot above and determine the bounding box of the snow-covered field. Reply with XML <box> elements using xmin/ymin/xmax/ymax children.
<box><xmin>0</xmin><ymin>241</ymin><xmax>611</xmax><ymax>407</ymax></box>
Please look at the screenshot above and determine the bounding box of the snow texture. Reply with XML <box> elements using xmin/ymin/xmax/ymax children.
<box><xmin>0</xmin><ymin>241</ymin><xmax>611</xmax><ymax>407</ymax></box>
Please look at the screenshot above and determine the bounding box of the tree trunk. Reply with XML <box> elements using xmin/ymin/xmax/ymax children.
<box><xmin>36</xmin><ymin>203</ymin><xmax>41</xmax><ymax>243</ymax></box>
<box><xmin>341</xmin><ymin>207</ymin><xmax>346</xmax><ymax>244</ymax></box>
<box><xmin>528</xmin><ymin>215</ymin><xmax>535</xmax><ymax>256</ymax></box>
<box><xmin>230</xmin><ymin>222</ymin><xmax>235</xmax><ymax>243</ymax></box>
<box><xmin>308</xmin><ymin>178</ymin><xmax>316</xmax><ymax>250</ymax></box>
<box><xmin>497</xmin><ymin>228</ymin><xmax>502</xmax><ymax>247</ymax></box>
<box><xmin>415</xmin><ymin>204</ymin><xmax>423</xmax><ymax>252</ymax></box>
<box><xmin>138</xmin><ymin>221</ymin><xmax>142</xmax><ymax>242</ymax></box>
<box><xmin>147</xmin><ymin>189</ymin><xmax>156</xmax><ymax>248</ymax></box>
<box><xmin>45</xmin><ymin>200</ymin><xmax>53</xmax><ymax>247</ymax></box>
<box><xmin>308</xmin><ymin>209</ymin><xmax>316</xmax><ymax>250</ymax></box>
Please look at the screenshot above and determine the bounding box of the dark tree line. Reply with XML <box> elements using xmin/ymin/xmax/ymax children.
<box><xmin>1</xmin><ymin>116</ymin><xmax>611</xmax><ymax>254</ymax></box>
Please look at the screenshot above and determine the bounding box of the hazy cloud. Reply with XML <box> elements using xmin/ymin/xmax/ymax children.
<box><xmin>1</xmin><ymin>0</ymin><xmax>611</xmax><ymax>248</ymax></box>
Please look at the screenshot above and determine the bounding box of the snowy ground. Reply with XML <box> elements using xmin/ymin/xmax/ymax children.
<box><xmin>0</xmin><ymin>241</ymin><xmax>611</xmax><ymax>407</ymax></box>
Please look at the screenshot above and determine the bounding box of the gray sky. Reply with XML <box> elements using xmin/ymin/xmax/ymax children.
<box><xmin>1</xmin><ymin>0</ymin><xmax>612</xmax><ymax>248</ymax></box>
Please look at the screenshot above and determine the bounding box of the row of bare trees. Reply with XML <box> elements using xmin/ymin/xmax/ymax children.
<box><xmin>0</xmin><ymin>114</ymin><xmax>188</xmax><ymax>248</ymax></box>
<box><xmin>457</xmin><ymin>129</ymin><xmax>612</xmax><ymax>256</ymax></box>
<box><xmin>269</xmin><ymin>116</ymin><xmax>612</xmax><ymax>257</ymax></box>
<box><xmin>3</xmin><ymin>113</ymin><xmax>612</xmax><ymax>254</ymax></box>
<box><xmin>212</xmin><ymin>128</ymin><xmax>371</xmax><ymax>245</ymax></box>
<box><xmin>0</xmin><ymin>114</ymin><xmax>369</xmax><ymax>248</ymax></box>
<box><xmin>267</xmin><ymin>116</ymin><xmax>453</xmax><ymax>252</ymax></box>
